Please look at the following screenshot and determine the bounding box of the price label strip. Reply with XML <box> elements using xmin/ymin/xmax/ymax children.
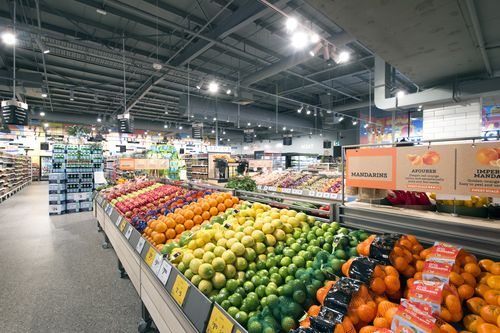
<box><xmin>115</xmin><ymin>215</ymin><xmax>123</xmax><ymax>227</ymax></box>
<box><xmin>136</xmin><ymin>237</ymin><xmax>146</xmax><ymax>254</ymax></box>
<box><xmin>171</xmin><ymin>275</ymin><xmax>190</xmax><ymax>307</ymax></box>
<box><xmin>151</xmin><ymin>254</ymin><xmax>163</xmax><ymax>275</ymax></box>
<box><xmin>157</xmin><ymin>260</ymin><xmax>172</xmax><ymax>285</ymax></box>
<box><xmin>119</xmin><ymin>219</ymin><xmax>127</xmax><ymax>232</ymax></box>
<box><xmin>125</xmin><ymin>225</ymin><xmax>133</xmax><ymax>239</ymax></box>
<box><xmin>145</xmin><ymin>247</ymin><xmax>157</xmax><ymax>267</ymax></box>
<box><xmin>106</xmin><ymin>204</ymin><xmax>113</xmax><ymax>216</ymax></box>
<box><xmin>206</xmin><ymin>305</ymin><xmax>234</xmax><ymax>333</ymax></box>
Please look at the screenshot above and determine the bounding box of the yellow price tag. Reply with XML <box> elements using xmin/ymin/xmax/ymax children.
<box><xmin>206</xmin><ymin>306</ymin><xmax>234</xmax><ymax>333</ymax></box>
<box><xmin>145</xmin><ymin>247</ymin><xmax>157</xmax><ymax>267</ymax></box>
<box><xmin>119</xmin><ymin>219</ymin><xmax>127</xmax><ymax>232</ymax></box>
<box><xmin>277</xmin><ymin>187</ymin><xmax>282</xmax><ymax>193</ymax></box>
<box><xmin>171</xmin><ymin>275</ymin><xmax>190</xmax><ymax>306</ymax></box>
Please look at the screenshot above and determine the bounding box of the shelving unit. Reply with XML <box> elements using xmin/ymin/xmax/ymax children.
<box><xmin>185</xmin><ymin>154</ymin><xmax>209</xmax><ymax>181</ymax></box>
<box><xmin>0</xmin><ymin>152</ymin><xmax>32</xmax><ymax>202</ymax></box>
<box><xmin>49</xmin><ymin>144</ymin><xmax>103</xmax><ymax>215</ymax></box>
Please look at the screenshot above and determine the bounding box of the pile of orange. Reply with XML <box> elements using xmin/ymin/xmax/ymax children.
<box><xmin>142</xmin><ymin>192</ymin><xmax>239</xmax><ymax>251</ymax></box>
<box><xmin>341</xmin><ymin>258</ymin><xmax>401</xmax><ymax>299</ymax></box>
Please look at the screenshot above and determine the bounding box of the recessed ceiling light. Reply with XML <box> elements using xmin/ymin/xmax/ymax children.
<box><xmin>226</xmin><ymin>89</ymin><xmax>231</xmax><ymax>95</ymax></box>
<box><xmin>396</xmin><ymin>90</ymin><xmax>406</xmax><ymax>98</ymax></box>
<box><xmin>338</xmin><ymin>51</ymin><xmax>350</xmax><ymax>63</ymax></box>
<box><xmin>208</xmin><ymin>81</ymin><xmax>219</xmax><ymax>93</ymax></box>
<box><xmin>163</xmin><ymin>124</ymin><xmax>168</xmax><ymax>128</ymax></box>
<box><xmin>291</xmin><ymin>31</ymin><xmax>308</xmax><ymax>49</ymax></box>
<box><xmin>285</xmin><ymin>17</ymin><xmax>298</xmax><ymax>32</ymax></box>
<box><xmin>223</xmin><ymin>131</ymin><xmax>226</xmax><ymax>135</ymax></box>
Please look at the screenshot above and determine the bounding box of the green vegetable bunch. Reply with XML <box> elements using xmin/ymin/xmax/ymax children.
<box><xmin>225</xmin><ymin>176</ymin><xmax>257</xmax><ymax>192</ymax></box>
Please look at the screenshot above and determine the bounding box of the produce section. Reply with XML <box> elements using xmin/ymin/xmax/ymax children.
<box><xmin>94</xmin><ymin>180</ymin><xmax>500</xmax><ymax>333</ymax></box>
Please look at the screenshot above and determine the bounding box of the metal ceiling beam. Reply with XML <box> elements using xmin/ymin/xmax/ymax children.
<box><xmin>140</xmin><ymin>0</ymin><xmax>207</xmax><ymax>27</ymax></box>
<box><xmin>465</xmin><ymin>0</ymin><xmax>492</xmax><ymax>77</ymax></box>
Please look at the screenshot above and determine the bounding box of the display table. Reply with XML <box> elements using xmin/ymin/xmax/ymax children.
<box><xmin>93</xmin><ymin>195</ymin><xmax>246</xmax><ymax>333</ymax></box>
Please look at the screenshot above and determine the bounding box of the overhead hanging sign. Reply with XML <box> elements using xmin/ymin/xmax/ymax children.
<box><xmin>346</xmin><ymin>142</ymin><xmax>500</xmax><ymax>197</ymax></box>
<box><xmin>243</xmin><ymin>129</ymin><xmax>254</xmax><ymax>143</ymax></box>
<box><xmin>191</xmin><ymin>122</ymin><xmax>203</xmax><ymax>139</ymax></box>
<box><xmin>1</xmin><ymin>100</ymin><xmax>28</xmax><ymax>125</ymax></box>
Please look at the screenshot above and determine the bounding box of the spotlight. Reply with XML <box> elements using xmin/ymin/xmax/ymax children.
<box><xmin>309</xmin><ymin>43</ymin><xmax>322</xmax><ymax>57</ymax></box>
<box><xmin>211</xmin><ymin>129</ymin><xmax>215</xmax><ymax>133</ymax></box>
<box><xmin>352</xmin><ymin>119</ymin><xmax>358</xmax><ymax>125</ymax></box>
<box><xmin>258</xmin><ymin>124</ymin><xmax>261</xmax><ymax>127</ymax></box>
<box><xmin>227</xmin><ymin>138</ymin><xmax>230</xmax><ymax>142</ymax></box>
<box><xmin>187</xmin><ymin>135</ymin><xmax>190</xmax><ymax>138</ymax></box>
<box><xmin>40</xmin><ymin>111</ymin><xmax>45</xmax><ymax>117</ymax></box>
<box><xmin>310</xmin><ymin>33</ymin><xmax>320</xmax><ymax>43</ymax></box>
<box><xmin>226</xmin><ymin>89</ymin><xmax>231</xmax><ymax>95</ymax></box>
<box><xmin>247</xmin><ymin>122</ymin><xmax>251</xmax><ymax>126</ymax></box>
<box><xmin>41</xmin><ymin>93</ymin><xmax>48</xmax><ymax>98</ymax></box>
<box><xmin>291</xmin><ymin>31</ymin><xmax>308</xmax><ymax>49</ymax></box>
<box><xmin>213</xmin><ymin>117</ymin><xmax>217</xmax><ymax>121</ymax></box>
<box><xmin>69</xmin><ymin>90</ymin><xmax>74</xmax><ymax>101</ymax></box>
<box><xmin>337</xmin><ymin>114</ymin><xmax>344</xmax><ymax>122</ymax></box>
<box><xmin>43</xmin><ymin>122</ymin><xmax>49</xmax><ymax>128</ymax></box>
<box><xmin>396</xmin><ymin>90</ymin><xmax>406</xmax><ymax>98</ymax></box>
<box><xmin>363</xmin><ymin>123</ymin><xmax>369</xmax><ymax>128</ymax></box>
<box><xmin>97</xmin><ymin>117</ymin><xmax>102</xmax><ymax>122</ymax></box>
<box><xmin>285</xmin><ymin>17</ymin><xmax>298</xmax><ymax>32</ymax></box>
<box><xmin>268</xmin><ymin>125</ymin><xmax>272</xmax><ymax>129</ymax></box>
<box><xmin>178</xmin><ymin>125</ymin><xmax>183</xmax><ymax>130</ymax></box>
<box><xmin>282</xmin><ymin>126</ymin><xmax>286</xmax><ymax>130</ymax></box>
<box><xmin>96</xmin><ymin>8</ymin><xmax>107</xmax><ymax>15</ymax></box>
<box><xmin>35</xmin><ymin>38</ymin><xmax>50</xmax><ymax>54</ymax></box>
<box><xmin>223</xmin><ymin>130</ymin><xmax>226</xmax><ymax>135</ymax></box>
<box><xmin>290</xmin><ymin>128</ymin><xmax>294</xmax><ymax>132</ymax></box>
<box><xmin>208</xmin><ymin>81</ymin><xmax>219</xmax><ymax>93</ymax></box>
<box><xmin>338</xmin><ymin>51</ymin><xmax>350</xmax><ymax>63</ymax></box>
<box><xmin>297</xmin><ymin>105</ymin><xmax>303</xmax><ymax>113</ymax></box>
<box><xmin>1</xmin><ymin>31</ymin><xmax>16</xmax><ymax>45</ymax></box>
<box><xmin>306</xmin><ymin>107</ymin><xmax>311</xmax><ymax>115</ymax></box>
<box><xmin>163</xmin><ymin>123</ymin><xmax>168</xmax><ymax>128</ymax></box>
<box><xmin>196</xmin><ymin>83</ymin><xmax>202</xmax><ymax>90</ymax></box>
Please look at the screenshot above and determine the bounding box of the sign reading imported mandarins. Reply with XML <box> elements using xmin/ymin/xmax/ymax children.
<box><xmin>456</xmin><ymin>142</ymin><xmax>500</xmax><ymax>196</ymax></box>
<box><xmin>346</xmin><ymin>147</ymin><xmax>397</xmax><ymax>189</ymax></box>
<box><xmin>118</xmin><ymin>158</ymin><xmax>134</xmax><ymax>170</ymax></box>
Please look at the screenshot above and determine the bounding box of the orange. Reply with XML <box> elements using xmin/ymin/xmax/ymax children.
<box><xmin>342</xmin><ymin>258</ymin><xmax>354</xmax><ymax>277</ymax></box>
<box><xmin>208</xmin><ymin>198</ymin><xmax>217</xmax><ymax>207</ymax></box>
<box><xmin>392</xmin><ymin>256</ymin><xmax>408</xmax><ymax>271</ymax></box>
<box><xmin>202</xmin><ymin>211</ymin><xmax>211</xmax><ymax>221</ymax></box>
<box><xmin>165</xmin><ymin>228</ymin><xmax>176</xmax><ymax>239</ymax></box>
<box><xmin>224</xmin><ymin>199</ymin><xmax>233</xmax><ymax>208</ymax></box>
<box><xmin>477</xmin><ymin>323</ymin><xmax>500</xmax><ymax>333</ymax></box>
<box><xmin>483</xmin><ymin>289</ymin><xmax>500</xmax><ymax>305</ymax></box>
<box><xmin>193</xmin><ymin>215</ymin><xmax>203</xmax><ymax>225</ymax></box>
<box><xmin>373</xmin><ymin>265</ymin><xmax>385</xmax><ymax>278</ymax></box>
<box><xmin>184</xmin><ymin>220</ymin><xmax>194</xmax><ymax>230</ymax></box>
<box><xmin>378</xmin><ymin>300</ymin><xmax>398</xmax><ymax>316</ymax></box>
<box><xmin>414</xmin><ymin>272</ymin><xmax>423</xmax><ymax>280</ymax></box>
<box><xmin>464</xmin><ymin>314</ymin><xmax>486</xmax><ymax>333</ymax></box>
<box><xmin>373</xmin><ymin>317</ymin><xmax>390</xmax><ymax>328</ymax></box>
<box><xmin>152</xmin><ymin>232</ymin><xmax>166</xmax><ymax>244</ymax></box>
<box><xmin>402</xmin><ymin>265</ymin><xmax>416</xmax><ymax>278</ymax></box>
<box><xmin>358</xmin><ymin>304</ymin><xmax>376</xmax><ymax>322</ymax></box>
<box><xmin>450</xmin><ymin>272</ymin><xmax>465</xmax><ymax>286</ymax></box>
<box><xmin>183</xmin><ymin>209</ymin><xmax>194</xmax><ymax>220</ymax></box>
<box><xmin>385</xmin><ymin>265</ymin><xmax>399</xmax><ymax>277</ymax></box>
<box><xmin>192</xmin><ymin>205</ymin><xmax>202</xmax><ymax>215</ymax></box>
<box><xmin>458</xmin><ymin>284</ymin><xmax>475</xmax><ymax>300</ymax></box>
<box><xmin>440</xmin><ymin>323</ymin><xmax>458</xmax><ymax>333</ymax></box>
<box><xmin>479</xmin><ymin>259</ymin><xmax>495</xmax><ymax>272</ymax></box>
<box><xmin>316</xmin><ymin>286</ymin><xmax>329</xmax><ymax>304</ymax></box>
<box><xmin>476</xmin><ymin>284</ymin><xmax>492</xmax><ymax>298</ymax></box>
<box><xmin>231</xmin><ymin>197</ymin><xmax>239</xmax><ymax>205</ymax></box>
<box><xmin>166</xmin><ymin>218</ymin><xmax>176</xmax><ymax>229</ymax></box>
<box><xmin>370</xmin><ymin>277</ymin><xmax>386</xmax><ymax>294</ymax></box>
<box><xmin>308</xmin><ymin>305</ymin><xmax>321</xmax><ymax>317</ymax></box>
<box><xmin>216</xmin><ymin>195</ymin><xmax>224</xmax><ymax>204</ymax></box>
<box><xmin>360</xmin><ymin>326</ymin><xmax>378</xmax><ymax>333</ymax></box>
<box><xmin>415</xmin><ymin>260</ymin><xmax>425</xmax><ymax>272</ymax></box>
<box><xmin>209</xmin><ymin>207</ymin><xmax>218</xmax><ymax>216</ymax></box>
<box><xmin>384</xmin><ymin>307</ymin><xmax>398</xmax><ymax>324</ymax></box>
<box><xmin>150</xmin><ymin>220</ymin><xmax>158</xmax><ymax>230</ymax></box>
<box><xmin>445</xmin><ymin>294</ymin><xmax>462</xmax><ymax>313</ymax></box>
<box><xmin>464</xmin><ymin>263</ymin><xmax>482</xmax><ymax>277</ymax></box>
<box><xmin>462</xmin><ymin>272</ymin><xmax>477</xmax><ymax>287</ymax></box>
<box><xmin>174</xmin><ymin>224</ymin><xmax>185</xmax><ymax>235</ymax></box>
<box><xmin>217</xmin><ymin>203</ymin><xmax>226</xmax><ymax>212</ymax></box>
<box><xmin>155</xmin><ymin>221</ymin><xmax>167</xmax><ymax>233</ymax></box>
<box><xmin>487</xmin><ymin>275</ymin><xmax>500</xmax><ymax>289</ymax></box>
<box><xmin>440</xmin><ymin>308</ymin><xmax>453</xmax><ymax>322</ymax></box>
<box><xmin>479</xmin><ymin>273</ymin><xmax>493</xmax><ymax>285</ymax></box>
<box><xmin>384</xmin><ymin>275</ymin><xmax>400</xmax><ymax>293</ymax></box>
<box><xmin>201</xmin><ymin>201</ymin><xmax>210</xmax><ymax>211</ymax></box>
<box><xmin>399</xmin><ymin>239</ymin><xmax>413</xmax><ymax>251</ymax></box>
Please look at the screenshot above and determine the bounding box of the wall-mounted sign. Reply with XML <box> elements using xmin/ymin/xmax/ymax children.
<box><xmin>346</xmin><ymin>147</ymin><xmax>397</xmax><ymax>189</ymax></box>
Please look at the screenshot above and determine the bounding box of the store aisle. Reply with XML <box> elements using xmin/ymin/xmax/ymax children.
<box><xmin>0</xmin><ymin>182</ymin><xmax>141</xmax><ymax>332</ymax></box>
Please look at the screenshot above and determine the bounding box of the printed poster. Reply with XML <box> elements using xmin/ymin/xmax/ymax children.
<box><xmin>346</xmin><ymin>148</ymin><xmax>396</xmax><ymax>189</ymax></box>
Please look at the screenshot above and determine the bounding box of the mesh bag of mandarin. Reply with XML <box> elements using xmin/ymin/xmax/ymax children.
<box><xmin>356</xmin><ymin>234</ymin><xmax>424</xmax><ymax>278</ymax></box>
<box><xmin>404</xmin><ymin>280</ymin><xmax>463</xmax><ymax>323</ymax></box>
<box><xmin>304</xmin><ymin>277</ymin><xmax>377</xmax><ymax>332</ymax></box>
<box><xmin>341</xmin><ymin>257</ymin><xmax>402</xmax><ymax>301</ymax></box>
<box><xmin>412</xmin><ymin>242</ymin><xmax>479</xmax><ymax>302</ymax></box>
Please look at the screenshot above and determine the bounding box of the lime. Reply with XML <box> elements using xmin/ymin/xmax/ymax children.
<box><xmin>292</xmin><ymin>256</ymin><xmax>305</xmax><ymax>267</ymax></box>
<box><xmin>220</xmin><ymin>300</ymin><xmax>231</xmax><ymax>310</ymax></box>
<box><xmin>292</xmin><ymin>290</ymin><xmax>306</xmax><ymax>303</ymax></box>
<box><xmin>216</xmin><ymin>238</ymin><xmax>227</xmax><ymax>248</ymax></box>
<box><xmin>260</xmin><ymin>296</ymin><xmax>268</xmax><ymax>308</ymax></box>
<box><xmin>265</xmin><ymin>234</ymin><xmax>276</xmax><ymax>246</ymax></box>
<box><xmin>256</xmin><ymin>260</ymin><xmax>266</xmax><ymax>270</ymax></box>
<box><xmin>281</xmin><ymin>283</ymin><xmax>293</xmax><ymax>297</ymax></box>
<box><xmin>287</xmin><ymin>263</ymin><xmax>298</xmax><ymax>276</ymax></box>
<box><xmin>193</xmin><ymin>248</ymin><xmax>205</xmax><ymax>259</ymax></box>
<box><xmin>235</xmin><ymin>287</ymin><xmax>246</xmax><ymax>298</ymax></box>
<box><xmin>278</xmin><ymin>266</ymin><xmax>289</xmax><ymax>279</ymax></box>
<box><xmin>243</xmin><ymin>296</ymin><xmax>259</xmax><ymax>311</ymax></box>
<box><xmin>228</xmin><ymin>293</ymin><xmax>243</xmax><ymax>307</ymax></box>
<box><xmin>254</xmin><ymin>242</ymin><xmax>266</xmax><ymax>254</ymax></box>
<box><xmin>211</xmin><ymin>257</ymin><xmax>225</xmax><ymax>272</ymax></box>
<box><xmin>227</xmin><ymin>306</ymin><xmax>239</xmax><ymax>317</ymax></box>
<box><xmin>255</xmin><ymin>285</ymin><xmax>266</xmax><ymax>298</ymax></box>
<box><xmin>265</xmin><ymin>258</ymin><xmax>277</xmax><ymax>269</ymax></box>
<box><xmin>231</xmin><ymin>242</ymin><xmax>246</xmax><ymax>256</ymax></box>
<box><xmin>323</xmin><ymin>243</ymin><xmax>333</xmax><ymax>252</ymax></box>
<box><xmin>234</xmin><ymin>311</ymin><xmax>248</xmax><ymax>325</ymax></box>
<box><xmin>260</xmin><ymin>276</ymin><xmax>270</xmax><ymax>286</ymax></box>
<box><xmin>198</xmin><ymin>263</ymin><xmax>215</xmax><ymax>279</ymax></box>
<box><xmin>285</xmin><ymin>275</ymin><xmax>294</xmax><ymax>283</ymax></box>
<box><xmin>235</xmin><ymin>257</ymin><xmax>248</xmax><ymax>271</ymax></box>
<box><xmin>267</xmin><ymin>294</ymin><xmax>279</xmax><ymax>307</ymax></box>
<box><xmin>334</xmin><ymin>249</ymin><xmax>346</xmax><ymax>260</ymax></box>
<box><xmin>188</xmin><ymin>258</ymin><xmax>202</xmax><ymax>274</ymax></box>
<box><xmin>244</xmin><ymin>248</ymin><xmax>257</xmax><ymax>262</ymax></box>
<box><xmin>177</xmin><ymin>262</ymin><xmax>187</xmax><ymax>273</ymax></box>
<box><xmin>222</xmin><ymin>250</ymin><xmax>236</xmax><ymax>264</ymax></box>
<box><xmin>243</xmin><ymin>281</ymin><xmax>255</xmax><ymax>293</ymax></box>
<box><xmin>248</xmin><ymin>319</ymin><xmax>263</xmax><ymax>333</ymax></box>
<box><xmin>223</xmin><ymin>264</ymin><xmax>236</xmax><ymax>278</ymax></box>
<box><xmin>270</xmin><ymin>273</ymin><xmax>283</xmax><ymax>285</ymax></box>
<box><xmin>226</xmin><ymin>279</ymin><xmax>239</xmax><ymax>292</ymax></box>
<box><xmin>190</xmin><ymin>274</ymin><xmax>202</xmax><ymax>286</ymax></box>
<box><xmin>265</xmin><ymin>284</ymin><xmax>278</xmax><ymax>296</ymax></box>
<box><xmin>281</xmin><ymin>316</ymin><xmax>297</xmax><ymax>331</ymax></box>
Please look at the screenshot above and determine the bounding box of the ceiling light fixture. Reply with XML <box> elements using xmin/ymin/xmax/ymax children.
<box><xmin>310</xmin><ymin>33</ymin><xmax>320</xmax><ymax>43</ymax></box>
<box><xmin>223</xmin><ymin>130</ymin><xmax>226</xmax><ymax>135</ymax></box>
<box><xmin>323</xmin><ymin>43</ymin><xmax>330</xmax><ymax>60</ymax></box>
<box><xmin>337</xmin><ymin>114</ymin><xmax>345</xmax><ymax>122</ymax></box>
<box><xmin>144</xmin><ymin>131</ymin><xmax>148</xmax><ymax>135</ymax></box>
<box><xmin>352</xmin><ymin>119</ymin><xmax>358</xmax><ymax>125</ymax></box>
<box><xmin>285</xmin><ymin>17</ymin><xmax>298</xmax><ymax>32</ymax></box>
<box><xmin>152</xmin><ymin>62</ymin><xmax>162</xmax><ymax>70</ymax></box>
<box><xmin>178</xmin><ymin>125</ymin><xmax>183</xmax><ymax>130</ymax></box>
<box><xmin>282</xmin><ymin>126</ymin><xmax>286</xmax><ymax>130</ymax></box>
<box><xmin>1</xmin><ymin>31</ymin><xmax>16</xmax><ymax>45</ymax></box>
<box><xmin>226</xmin><ymin>89</ymin><xmax>231</xmax><ymax>95</ymax></box>
<box><xmin>227</xmin><ymin>138</ymin><xmax>230</xmax><ymax>142</ymax></box>
<box><xmin>306</xmin><ymin>108</ymin><xmax>311</xmax><ymax>115</ymax></box>
<box><xmin>97</xmin><ymin>116</ymin><xmax>102</xmax><ymax>123</ymax></box>
<box><xmin>211</xmin><ymin>129</ymin><xmax>215</xmax><ymax>133</ymax></box>
<box><xmin>164</xmin><ymin>123</ymin><xmax>168</xmax><ymax>128</ymax></box>
<box><xmin>213</xmin><ymin>117</ymin><xmax>217</xmax><ymax>121</ymax></box>
<box><xmin>290</xmin><ymin>128</ymin><xmax>294</xmax><ymax>132</ymax></box>
<box><xmin>309</xmin><ymin>43</ymin><xmax>322</xmax><ymax>57</ymax></box>
<box><xmin>291</xmin><ymin>31</ymin><xmax>309</xmax><ymax>49</ymax></box>
<box><xmin>208</xmin><ymin>81</ymin><xmax>219</xmax><ymax>93</ymax></box>
<box><xmin>35</xmin><ymin>38</ymin><xmax>50</xmax><ymax>54</ymax></box>
<box><xmin>43</xmin><ymin>122</ymin><xmax>48</xmax><ymax>128</ymax></box>
<box><xmin>363</xmin><ymin>123</ymin><xmax>369</xmax><ymax>128</ymax></box>
<box><xmin>92</xmin><ymin>127</ymin><xmax>96</xmax><ymax>131</ymax></box>
<box><xmin>258</xmin><ymin>124</ymin><xmax>261</xmax><ymax>127</ymax></box>
<box><xmin>40</xmin><ymin>111</ymin><xmax>45</xmax><ymax>117</ymax></box>
<box><xmin>96</xmin><ymin>8</ymin><xmax>107</xmax><ymax>15</ymax></box>
<box><xmin>108</xmin><ymin>128</ymin><xmax>112</xmax><ymax>132</ymax></box>
<box><xmin>69</xmin><ymin>90</ymin><xmax>74</xmax><ymax>101</ymax></box>
<box><xmin>247</xmin><ymin>122</ymin><xmax>251</xmax><ymax>126</ymax></box>
<box><xmin>297</xmin><ymin>105</ymin><xmax>303</xmax><ymax>113</ymax></box>
<box><xmin>396</xmin><ymin>90</ymin><xmax>406</xmax><ymax>98</ymax></box>
<box><xmin>41</xmin><ymin>93</ymin><xmax>47</xmax><ymax>98</ymax></box>
<box><xmin>268</xmin><ymin>125</ymin><xmax>272</xmax><ymax>129</ymax></box>
<box><xmin>338</xmin><ymin>51</ymin><xmax>350</xmax><ymax>63</ymax></box>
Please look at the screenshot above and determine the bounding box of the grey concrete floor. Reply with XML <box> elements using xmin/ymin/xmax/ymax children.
<box><xmin>0</xmin><ymin>182</ymin><xmax>141</xmax><ymax>332</ymax></box>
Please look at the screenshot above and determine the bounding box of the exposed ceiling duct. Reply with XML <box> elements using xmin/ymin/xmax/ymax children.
<box><xmin>179</xmin><ymin>95</ymin><xmax>314</xmax><ymax>129</ymax></box>
<box><xmin>374</xmin><ymin>56</ymin><xmax>500</xmax><ymax>111</ymax></box>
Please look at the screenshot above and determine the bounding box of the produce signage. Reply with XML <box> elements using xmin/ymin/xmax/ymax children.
<box><xmin>346</xmin><ymin>148</ymin><xmax>397</xmax><ymax>189</ymax></box>
<box><xmin>346</xmin><ymin>142</ymin><xmax>500</xmax><ymax>197</ymax></box>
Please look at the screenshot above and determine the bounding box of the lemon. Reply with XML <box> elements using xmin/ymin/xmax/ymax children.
<box><xmin>251</xmin><ymin>230</ymin><xmax>265</xmax><ymax>243</ymax></box>
<box><xmin>262</xmin><ymin>223</ymin><xmax>274</xmax><ymax>234</ymax></box>
<box><xmin>231</xmin><ymin>242</ymin><xmax>246</xmax><ymax>256</ymax></box>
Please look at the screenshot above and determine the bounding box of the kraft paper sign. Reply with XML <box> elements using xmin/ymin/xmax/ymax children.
<box><xmin>119</xmin><ymin>158</ymin><xmax>134</xmax><ymax>170</ymax></box>
<box><xmin>346</xmin><ymin>148</ymin><xmax>397</xmax><ymax>189</ymax></box>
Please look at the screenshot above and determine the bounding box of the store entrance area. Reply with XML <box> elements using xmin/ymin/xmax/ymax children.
<box><xmin>0</xmin><ymin>182</ymin><xmax>140</xmax><ymax>332</ymax></box>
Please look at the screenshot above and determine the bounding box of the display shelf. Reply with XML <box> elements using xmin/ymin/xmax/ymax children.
<box><xmin>0</xmin><ymin>152</ymin><xmax>31</xmax><ymax>201</ymax></box>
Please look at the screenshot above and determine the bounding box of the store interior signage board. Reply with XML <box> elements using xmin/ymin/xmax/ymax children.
<box><xmin>206</xmin><ymin>146</ymin><xmax>232</xmax><ymax>153</ymax></box>
<box><xmin>118</xmin><ymin>158</ymin><xmax>135</xmax><ymax>170</ymax></box>
<box><xmin>346</xmin><ymin>142</ymin><xmax>500</xmax><ymax>198</ymax></box>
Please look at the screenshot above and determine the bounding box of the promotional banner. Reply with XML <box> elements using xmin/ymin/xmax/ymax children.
<box><xmin>346</xmin><ymin>147</ymin><xmax>397</xmax><ymax>189</ymax></box>
<box><xmin>346</xmin><ymin>142</ymin><xmax>500</xmax><ymax>197</ymax></box>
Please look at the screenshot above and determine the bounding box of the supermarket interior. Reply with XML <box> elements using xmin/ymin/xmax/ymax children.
<box><xmin>0</xmin><ymin>1</ymin><xmax>499</xmax><ymax>333</ymax></box>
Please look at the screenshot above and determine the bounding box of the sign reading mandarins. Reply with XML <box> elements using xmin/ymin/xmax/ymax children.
<box><xmin>346</xmin><ymin>142</ymin><xmax>500</xmax><ymax>197</ymax></box>
<box><xmin>346</xmin><ymin>147</ymin><xmax>397</xmax><ymax>189</ymax></box>
<box><xmin>456</xmin><ymin>142</ymin><xmax>500</xmax><ymax>196</ymax></box>
<box><xmin>395</xmin><ymin>145</ymin><xmax>455</xmax><ymax>193</ymax></box>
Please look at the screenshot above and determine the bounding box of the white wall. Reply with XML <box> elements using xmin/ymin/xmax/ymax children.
<box><xmin>423</xmin><ymin>100</ymin><xmax>481</xmax><ymax>140</ymax></box>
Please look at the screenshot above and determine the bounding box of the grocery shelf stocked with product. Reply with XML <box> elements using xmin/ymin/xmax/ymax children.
<box><xmin>185</xmin><ymin>154</ymin><xmax>209</xmax><ymax>181</ymax></box>
<box><xmin>93</xmin><ymin>179</ymin><xmax>500</xmax><ymax>333</ymax></box>
<box><xmin>49</xmin><ymin>144</ymin><xmax>103</xmax><ymax>215</ymax></box>
<box><xmin>0</xmin><ymin>152</ymin><xmax>32</xmax><ymax>202</ymax></box>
